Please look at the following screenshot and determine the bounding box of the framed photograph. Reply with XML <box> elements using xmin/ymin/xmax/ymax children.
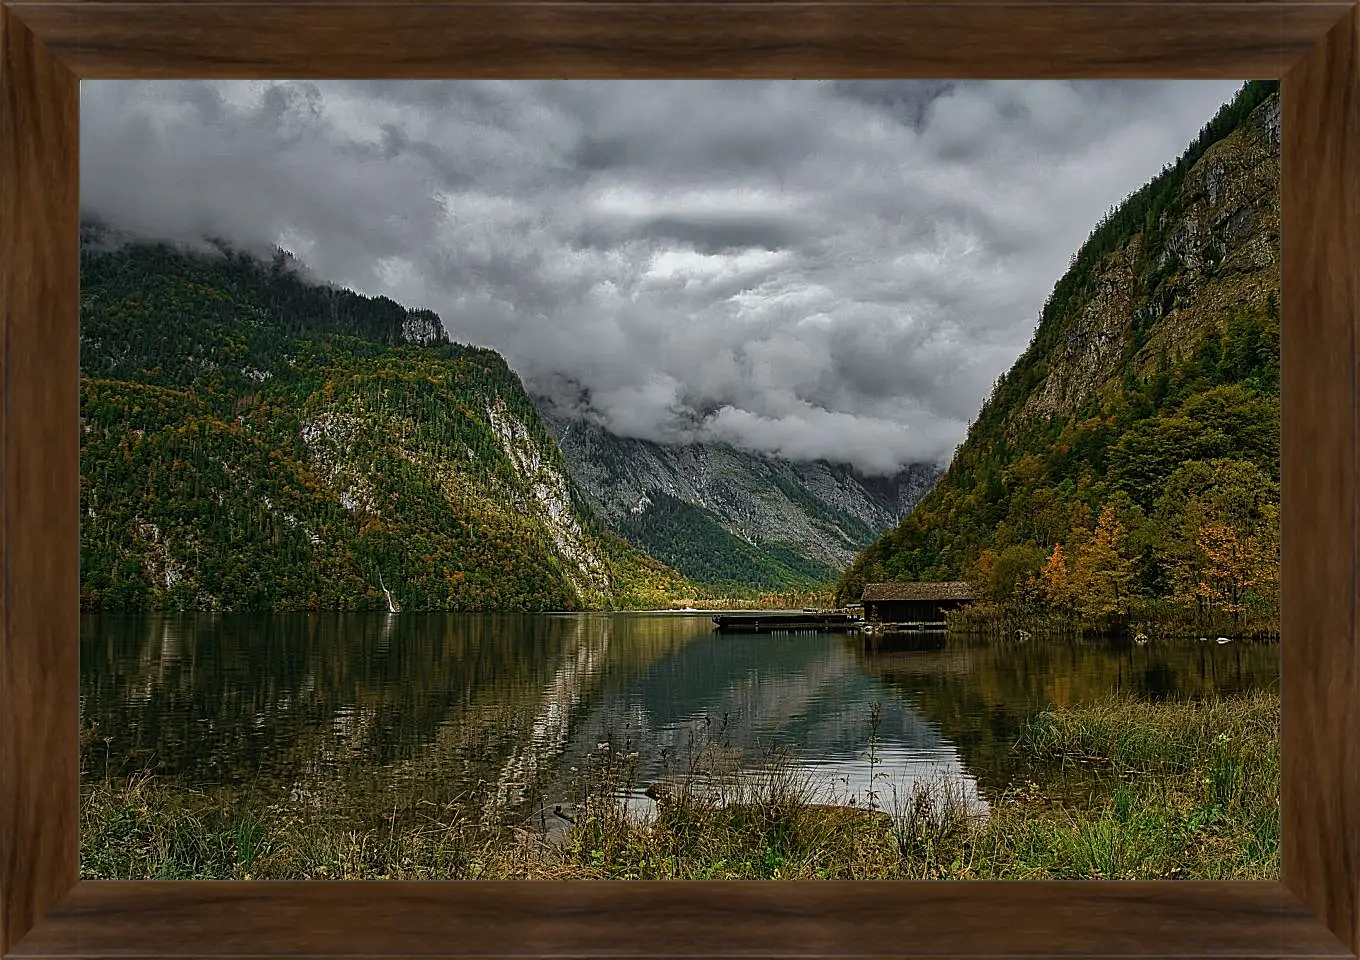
<box><xmin>2</xmin><ymin>3</ymin><xmax>1357</xmax><ymax>959</ymax></box>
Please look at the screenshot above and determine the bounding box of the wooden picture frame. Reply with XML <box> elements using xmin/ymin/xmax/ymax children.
<box><xmin>2</xmin><ymin>2</ymin><xmax>1357</xmax><ymax>957</ymax></box>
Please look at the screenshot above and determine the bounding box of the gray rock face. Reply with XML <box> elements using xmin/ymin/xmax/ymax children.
<box><xmin>534</xmin><ymin>397</ymin><xmax>942</xmax><ymax>570</ymax></box>
<box><xmin>400</xmin><ymin>308</ymin><xmax>448</xmax><ymax>347</ymax></box>
<box><xmin>1014</xmin><ymin>93</ymin><xmax>1280</xmax><ymax>430</ymax></box>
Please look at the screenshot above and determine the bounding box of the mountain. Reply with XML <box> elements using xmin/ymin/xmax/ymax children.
<box><xmin>535</xmin><ymin>396</ymin><xmax>942</xmax><ymax>592</ymax></box>
<box><xmin>836</xmin><ymin>81</ymin><xmax>1282</xmax><ymax>628</ymax></box>
<box><xmin>78</xmin><ymin>228</ymin><xmax>695</xmax><ymax>612</ymax></box>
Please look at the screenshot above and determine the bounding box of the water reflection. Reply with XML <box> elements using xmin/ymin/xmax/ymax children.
<box><xmin>81</xmin><ymin>613</ymin><xmax>1279</xmax><ymax>819</ymax></box>
<box><xmin>488</xmin><ymin>615</ymin><xmax>614</xmax><ymax>810</ymax></box>
<box><xmin>553</xmin><ymin>628</ymin><xmax>986</xmax><ymax>817</ymax></box>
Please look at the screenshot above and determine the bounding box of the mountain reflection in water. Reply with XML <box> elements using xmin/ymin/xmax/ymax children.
<box><xmin>81</xmin><ymin>612</ymin><xmax>1279</xmax><ymax>820</ymax></box>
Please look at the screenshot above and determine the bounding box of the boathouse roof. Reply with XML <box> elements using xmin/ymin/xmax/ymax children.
<box><xmin>861</xmin><ymin>581</ymin><xmax>974</xmax><ymax>602</ymax></box>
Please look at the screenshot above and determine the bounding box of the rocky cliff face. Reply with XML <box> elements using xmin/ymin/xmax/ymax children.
<box><xmin>1015</xmin><ymin>93</ymin><xmax>1279</xmax><ymax>429</ymax></box>
<box><xmin>401</xmin><ymin>308</ymin><xmax>447</xmax><ymax>347</ymax></box>
<box><xmin>535</xmin><ymin>395</ymin><xmax>942</xmax><ymax>575</ymax></box>
<box><xmin>483</xmin><ymin>398</ymin><xmax>615</xmax><ymax>600</ymax></box>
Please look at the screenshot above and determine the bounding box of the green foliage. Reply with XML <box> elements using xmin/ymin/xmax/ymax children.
<box><xmin>80</xmin><ymin>236</ymin><xmax>698</xmax><ymax>612</ymax></box>
<box><xmin>970</xmin><ymin>545</ymin><xmax>1048</xmax><ymax>603</ymax></box>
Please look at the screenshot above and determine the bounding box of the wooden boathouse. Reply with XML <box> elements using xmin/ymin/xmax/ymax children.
<box><xmin>861</xmin><ymin>582</ymin><xmax>974</xmax><ymax>631</ymax></box>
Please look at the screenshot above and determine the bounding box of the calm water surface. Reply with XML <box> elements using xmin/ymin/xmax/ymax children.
<box><xmin>80</xmin><ymin>612</ymin><xmax>1279</xmax><ymax>820</ymax></box>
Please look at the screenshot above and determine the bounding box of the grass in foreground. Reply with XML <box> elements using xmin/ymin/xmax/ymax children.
<box><xmin>80</xmin><ymin>690</ymin><xmax>1279</xmax><ymax>880</ymax></box>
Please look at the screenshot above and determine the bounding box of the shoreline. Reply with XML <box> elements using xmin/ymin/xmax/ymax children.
<box><xmin>80</xmin><ymin>690</ymin><xmax>1279</xmax><ymax>881</ymax></box>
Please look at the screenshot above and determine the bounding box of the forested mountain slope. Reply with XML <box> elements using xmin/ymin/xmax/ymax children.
<box><xmin>535</xmin><ymin>397</ymin><xmax>941</xmax><ymax>593</ymax></box>
<box><xmin>837</xmin><ymin>82</ymin><xmax>1281</xmax><ymax>628</ymax></box>
<box><xmin>79</xmin><ymin>229</ymin><xmax>693</xmax><ymax>612</ymax></box>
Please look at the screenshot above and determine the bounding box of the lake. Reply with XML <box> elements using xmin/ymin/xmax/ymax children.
<box><xmin>80</xmin><ymin>612</ymin><xmax>1280</xmax><ymax>826</ymax></box>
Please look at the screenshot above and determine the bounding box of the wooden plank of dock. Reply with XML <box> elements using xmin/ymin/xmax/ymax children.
<box><xmin>712</xmin><ymin>612</ymin><xmax>860</xmax><ymax>633</ymax></box>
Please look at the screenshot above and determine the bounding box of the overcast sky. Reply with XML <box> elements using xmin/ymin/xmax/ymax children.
<box><xmin>80</xmin><ymin>80</ymin><xmax>1243</xmax><ymax>474</ymax></box>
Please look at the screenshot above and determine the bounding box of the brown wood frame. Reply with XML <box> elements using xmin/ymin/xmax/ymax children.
<box><xmin>1</xmin><ymin>2</ymin><xmax>1357</xmax><ymax>957</ymax></box>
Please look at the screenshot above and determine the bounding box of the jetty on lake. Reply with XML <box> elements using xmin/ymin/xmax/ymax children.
<box><xmin>860</xmin><ymin>581</ymin><xmax>974</xmax><ymax>634</ymax></box>
<box><xmin>712</xmin><ymin>611</ymin><xmax>861</xmax><ymax>634</ymax></box>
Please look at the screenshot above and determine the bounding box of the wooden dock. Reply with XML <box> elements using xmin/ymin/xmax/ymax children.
<box><xmin>712</xmin><ymin>612</ymin><xmax>861</xmax><ymax>634</ymax></box>
<box><xmin>861</xmin><ymin>621</ymin><xmax>949</xmax><ymax>635</ymax></box>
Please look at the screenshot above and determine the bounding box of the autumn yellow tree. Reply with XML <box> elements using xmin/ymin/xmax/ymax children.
<box><xmin>1157</xmin><ymin>463</ymin><xmax>1280</xmax><ymax>625</ymax></box>
<box><xmin>1254</xmin><ymin>502</ymin><xmax>1281</xmax><ymax>611</ymax></box>
<box><xmin>1192</xmin><ymin>521</ymin><xmax>1276</xmax><ymax>622</ymax></box>
<box><xmin>1070</xmin><ymin>506</ymin><xmax>1135</xmax><ymax>620</ymax></box>
<box><xmin>1037</xmin><ymin>542</ymin><xmax>1074</xmax><ymax>610</ymax></box>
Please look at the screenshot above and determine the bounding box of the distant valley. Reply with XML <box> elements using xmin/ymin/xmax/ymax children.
<box><xmin>536</xmin><ymin>396</ymin><xmax>940</xmax><ymax>591</ymax></box>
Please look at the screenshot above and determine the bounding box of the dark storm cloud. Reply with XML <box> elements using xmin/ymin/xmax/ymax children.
<box><xmin>80</xmin><ymin>79</ymin><xmax>1243</xmax><ymax>473</ymax></box>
